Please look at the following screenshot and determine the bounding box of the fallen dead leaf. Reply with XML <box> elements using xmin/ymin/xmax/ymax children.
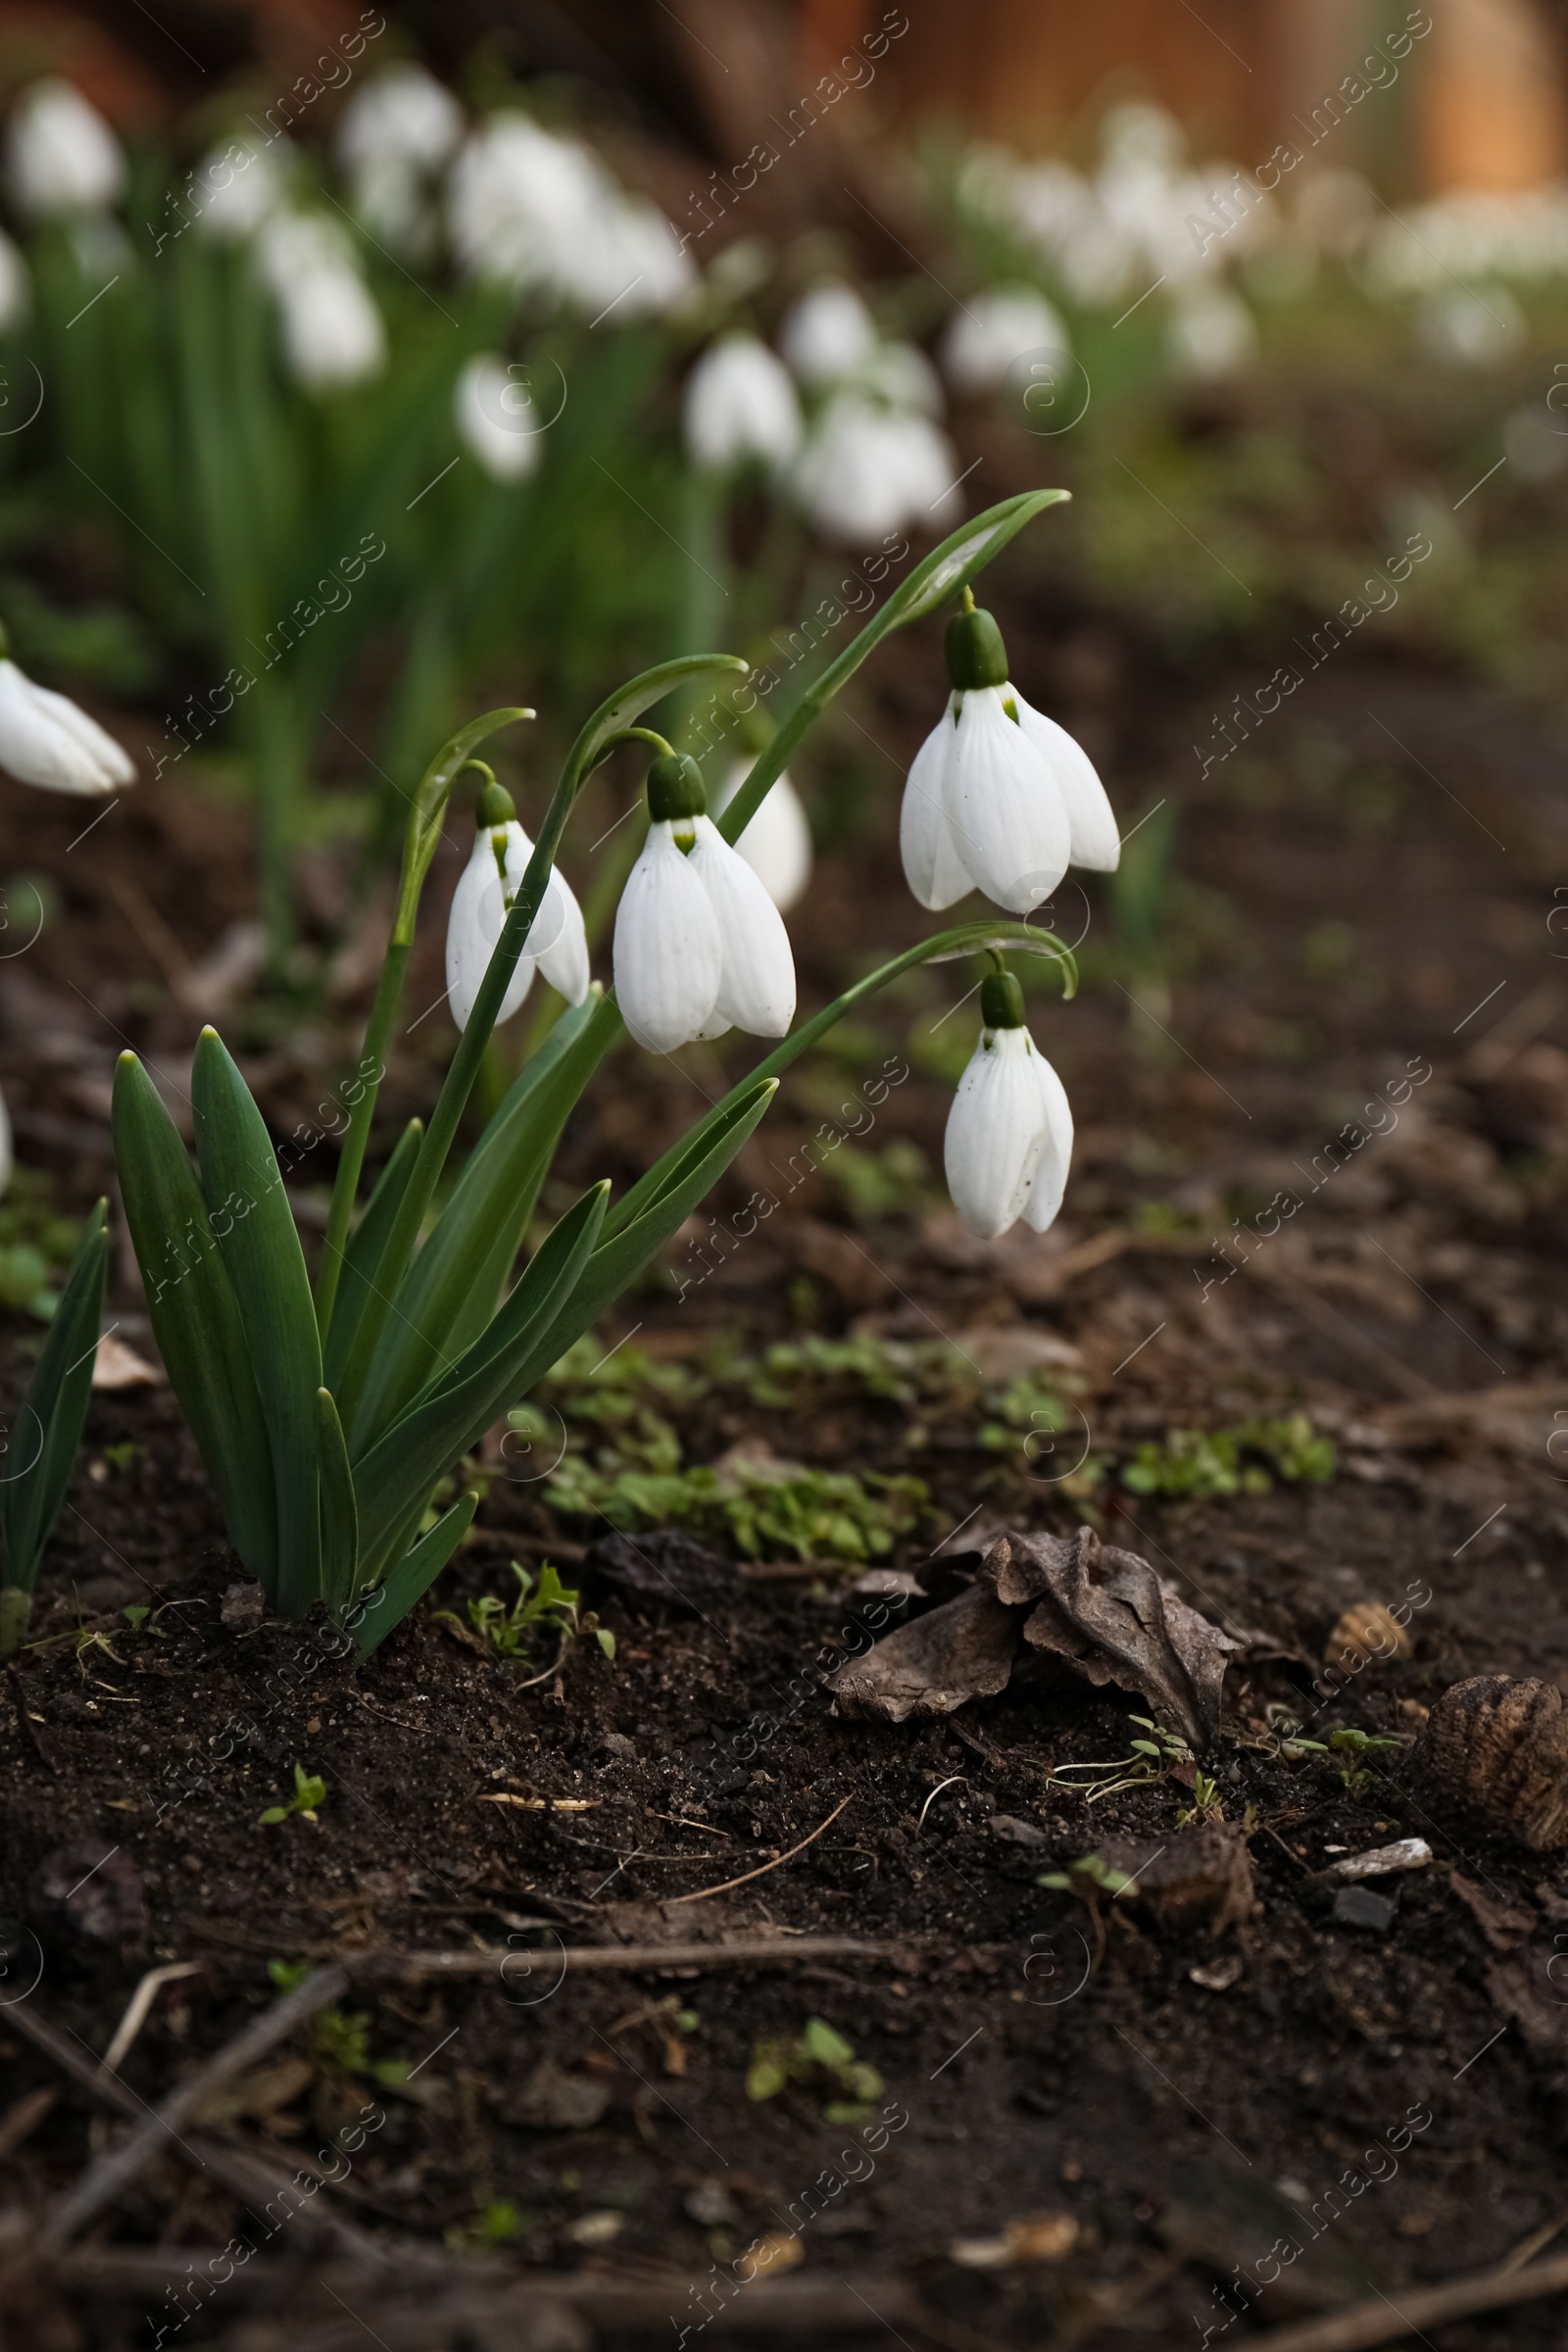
<box><xmin>91</xmin><ymin>1333</ymin><xmax>163</xmax><ymax>1390</ymax></box>
<box><xmin>830</xmin><ymin>1581</ymin><xmax>1019</xmax><ymax>1722</ymax></box>
<box><xmin>950</xmin><ymin>2210</ymin><xmax>1079</xmax><ymax>2268</ymax></box>
<box><xmin>477</xmin><ymin>1793</ymin><xmax>600</xmax><ymax>1812</ymax></box>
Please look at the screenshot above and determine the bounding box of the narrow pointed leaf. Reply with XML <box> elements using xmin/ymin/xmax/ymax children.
<box><xmin>2</xmin><ymin>1201</ymin><xmax>108</xmax><ymax>1592</ymax></box>
<box><xmin>112</xmin><ymin>1054</ymin><xmax>278</xmax><ymax>1589</ymax></box>
<box><xmin>396</xmin><ymin>708</ymin><xmax>533</xmax><ymax>947</ymax></box>
<box><xmin>352</xmin><ymin>1492</ymin><xmax>477</xmax><ymax>1661</ymax></box>
<box><xmin>192</xmin><ymin>1029</ymin><xmax>322</xmax><ymax>1616</ymax></box>
<box><xmin>564</xmin><ymin>654</ymin><xmax>750</xmax><ymax>796</ymax></box>
<box><xmin>317</xmin><ymin>1389</ymin><xmax>358</xmax><ymax>1619</ymax></box>
<box><xmin>322</xmin><ymin>1117</ymin><xmax>423</xmax><ymax>1395</ymax></box>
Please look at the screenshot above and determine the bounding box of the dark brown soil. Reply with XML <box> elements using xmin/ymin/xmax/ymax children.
<box><xmin>4</xmin><ymin>616</ymin><xmax>1568</xmax><ymax>2350</ymax></box>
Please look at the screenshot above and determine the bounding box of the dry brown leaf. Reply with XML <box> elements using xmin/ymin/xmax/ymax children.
<box><xmin>829</xmin><ymin>1582</ymin><xmax>1020</xmax><ymax>1722</ymax></box>
<box><xmin>91</xmin><ymin>1334</ymin><xmax>162</xmax><ymax>1390</ymax></box>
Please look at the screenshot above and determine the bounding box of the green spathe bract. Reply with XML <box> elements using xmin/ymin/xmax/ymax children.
<box><xmin>110</xmin><ymin>494</ymin><xmax>1077</xmax><ymax>1659</ymax></box>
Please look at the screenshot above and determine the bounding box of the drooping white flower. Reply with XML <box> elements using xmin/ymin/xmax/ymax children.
<box><xmin>448</xmin><ymin>113</ymin><xmax>691</xmax><ymax>317</ymax></box>
<box><xmin>942</xmin><ymin>287</ymin><xmax>1069</xmax><ymax>394</ymax></box>
<box><xmin>0</xmin><ymin>656</ymin><xmax>134</xmax><ymax>796</ymax></box>
<box><xmin>256</xmin><ymin>213</ymin><xmax>386</xmax><ymax>390</ymax></box>
<box><xmin>683</xmin><ymin>335</ymin><xmax>802</xmax><ymax>472</ymax></box>
<box><xmin>779</xmin><ymin>282</ymin><xmax>877</xmax><ymax>384</ymax></box>
<box><xmin>791</xmin><ymin>395</ymin><xmax>960</xmax><ymax>544</ymax></box>
<box><xmin>446</xmin><ymin>787</ymin><xmax>589</xmax><ymax>1031</ymax></box>
<box><xmin>0</xmin><ymin>227</ymin><xmax>28</xmax><ymax>331</ymax></box>
<box><xmin>858</xmin><ymin>338</ymin><xmax>944</xmax><ymax>416</ymax></box>
<box><xmin>190</xmin><ymin>133</ymin><xmax>290</xmax><ymax>242</ymax></box>
<box><xmin>7</xmin><ymin>81</ymin><xmax>125</xmax><ymax>219</ymax></box>
<box><xmin>901</xmin><ymin>599</ymin><xmax>1118</xmax><ymax>914</ymax></box>
<box><xmin>709</xmin><ymin>760</ymin><xmax>811</xmax><ymax>911</ymax></box>
<box><xmin>612</xmin><ymin>753</ymin><xmax>795</xmax><ymax>1053</ymax></box>
<box><xmin>338</xmin><ymin>66</ymin><xmax>464</xmax><ymax>176</ymax></box>
<box><xmin>944</xmin><ymin>971</ymin><xmax>1073</xmax><ymax>1240</ymax></box>
<box><xmin>1167</xmin><ymin>285</ymin><xmax>1256</xmax><ymax>377</ymax></box>
<box><xmin>455</xmin><ymin>353</ymin><xmax>543</xmax><ymax>483</ymax></box>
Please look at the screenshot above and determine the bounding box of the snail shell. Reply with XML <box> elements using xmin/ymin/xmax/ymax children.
<box><xmin>1417</xmin><ymin>1676</ymin><xmax>1568</xmax><ymax>1850</ymax></box>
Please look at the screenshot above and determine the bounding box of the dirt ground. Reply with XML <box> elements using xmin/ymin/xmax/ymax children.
<box><xmin>4</xmin><ymin>592</ymin><xmax>1568</xmax><ymax>2351</ymax></box>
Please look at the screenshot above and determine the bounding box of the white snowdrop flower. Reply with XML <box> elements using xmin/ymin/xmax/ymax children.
<box><xmin>455</xmin><ymin>353</ymin><xmax>542</xmax><ymax>484</ymax></box>
<box><xmin>779</xmin><ymin>282</ymin><xmax>877</xmax><ymax>384</ymax></box>
<box><xmin>944</xmin><ymin>969</ymin><xmax>1073</xmax><ymax>1239</ymax></box>
<box><xmin>858</xmin><ymin>338</ymin><xmax>944</xmax><ymax>416</ymax></box>
<box><xmin>710</xmin><ymin>760</ymin><xmax>811</xmax><ymax>911</ymax></box>
<box><xmin>0</xmin><ymin>228</ymin><xmax>28</xmax><ymax>332</ymax></box>
<box><xmin>0</xmin><ymin>652</ymin><xmax>134</xmax><ymax>796</ymax></box>
<box><xmin>901</xmin><ymin>597</ymin><xmax>1117</xmax><ymax>915</ymax></box>
<box><xmin>337</xmin><ymin>66</ymin><xmax>463</xmax><ymax>176</ymax></box>
<box><xmin>612</xmin><ymin>753</ymin><xmax>795</xmax><ymax>1054</ymax></box>
<box><xmin>1167</xmin><ymin>285</ymin><xmax>1256</xmax><ymax>377</ymax></box>
<box><xmin>792</xmin><ymin>396</ymin><xmax>960</xmax><ymax>544</ymax></box>
<box><xmin>942</xmin><ymin>287</ymin><xmax>1069</xmax><ymax>394</ymax></box>
<box><xmin>448</xmin><ymin>114</ymin><xmax>604</xmax><ymax>290</ymax></box>
<box><xmin>446</xmin><ymin>780</ymin><xmax>589</xmax><ymax>1031</ymax></box>
<box><xmin>602</xmin><ymin>195</ymin><xmax>696</xmax><ymax>316</ymax></box>
<box><xmin>7</xmin><ymin>80</ymin><xmax>125</xmax><ymax>219</ymax></box>
<box><xmin>190</xmin><ymin>134</ymin><xmax>290</xmax><ymax>243</ymax></box>
<box><xmin>683</xmin><ymin>334</ymin><xmax>802</xmax><ymax>472</ymax></box>
<box><xmin>258</xmin><ymin>214</ymin><xmax>386</xmax><ymax>390</ymax></box>
<box><xmin>1418</xmin><ymin>284</ymin><xmax>1525</xmax><ymax>368</ymax></box>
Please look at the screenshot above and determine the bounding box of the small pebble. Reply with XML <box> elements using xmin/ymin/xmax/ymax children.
<box><xmin>989</xmin><ymin>1814</ymin><xmax>1049</xmax><ymax>1848</ymax></box>
<box><xmin>1333</xmin><ymin>1886</ymin><xmax>1395</xmax><ymax>1933</ymax></box>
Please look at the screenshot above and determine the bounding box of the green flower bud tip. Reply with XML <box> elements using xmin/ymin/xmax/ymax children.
<box><xmin>981</xmin><ymin>969</ymin><xmax>1025</xmax><ymax>1029</ymax></box>
<box><xmin>476</xmin><ymin>778</ymin><xmax>515</xmax><ymax>828</ymax></box>
<box><xmin>647</xmin><ymin>752</ymin><xmax>708</xmax><ymax>823</ymax></box>
<box><xmin>945</xmin><ymin>601</ymin><xmax>1010</xmax><ymax>693</ymax></box>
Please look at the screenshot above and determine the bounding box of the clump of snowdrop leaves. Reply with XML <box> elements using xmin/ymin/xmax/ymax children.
<box><xmin>612</xmin><ymin>748</ymin><xmax>795</xmax><ymax>1054</ymax></box>
<box><xmin>447</xmin><ymin>112</ymin><xmax>692</xmax><ymax>318</ymax></box>
<box><xmin>945</xmin><ymin>965</ymin><xmax>1072</xmax><ymax>1240</ymax></box>
<box><xmin>336</xmin><ymin>64</ymin><xmax>463</xmax><ymax>256</ymax></box>
<box><xmin>446</xmin><ymin>772</ymin><xmax>589</xmax><ymax>1031</ymax></box>
<box><xmin>0</xmin><ymin>636</ymin><xmax>134</xmax><ymax>797</ymax></box>
<box><xmin>683</xmin><ymin>334</ymin><xmax>802</xmax><ymax>474</ymax></box>
<box><xmin>256</xmin><ymin>212</ymin><xmax>387</xmax><ymax>392</ymax></box>
<box><xmin>6</xmin><ymin>79</ymin><xmax>125</xmax><ymax>220</ymax></box>
<box><xmin>455</xmin><ymin>353</ymin><xmax>543</xmax><ymax>484</ymax></box>
<box><xmin>903</xmin><ymin>592</ymin><xmax>1118</xmax><ymax>915</ymax></box>
<box><xmin>709</xmin><ymin>759</ymin><xmax>811</xmax><ymax>912</ymax></box>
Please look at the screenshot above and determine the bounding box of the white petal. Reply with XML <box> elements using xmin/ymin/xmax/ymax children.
<box><xmin>444</xmin><ymin>829</ymin><xmax>535</xmax><ymax>1030</ymax></box>
<box><xmin>943</xmin><ymin>1026</ymin><xmax>1047</xmax><ymax>1240</ymax></box>
<box><xmin>0</xmin><ymin>661</ymin><xmax>127</xmax><ymax>795</ymax></box>
<box><xmin>502</xmin><ymin>820</ymin><xmax>591</xmax><ymax>1005</ymax></box>
<box><xmin>710</xmin><ymin>762</ymin><xmax>812</xmax><ymax>911</ymax></box>
<box><xmin>944</xmin><ymin>685</ymin><xmax>1069</xmax><ymax>914</ymax></box>
<box><xmin>1014</xmin><ymin>695</ymin><xmax>1120</xmax><ymax>871</ymax></box>
<box><xmin>1023</xmin><ymin>1045</ymin><xmax>1074</xmax><ymax>1232</ymax></box>
<box><xmin>612</xmin><ymin>820</ymin><xmax>722</xmax><ymax>1053</ymax></box>
<box><xmin>686</xmin><ymin>815</ymin><xmax>795</xmax><ymax>1037</ymax></box>
<box><xmin>900</xmin><ymin>703</ymin><xmax>972</xmax><ymax>910</ymax></box>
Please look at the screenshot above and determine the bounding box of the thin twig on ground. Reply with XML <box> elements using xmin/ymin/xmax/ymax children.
<box><xmin>669</xmin><ymin>1796</ymin><xmax>853</xmax><ymax>1905</ymax></box>
<box><xmin>1250</xmin><ymin>2245</ymin><xmax>1568</xmax><ymax>2351</ymax></box>
<box><xmin>348</xmin><ymin>1931</ymin><xmax>900</xmax><ymax>1982</ymax></box>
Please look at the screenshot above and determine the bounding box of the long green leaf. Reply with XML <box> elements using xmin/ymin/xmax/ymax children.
<box><xmin>112</xmin><ymin>1054</ymin><xmax>278</xmax><ymax>1589</ymax></box>
<box><xmin>2</xmin><ymin>1200</ymin><xmax>108</xmax><ymax>1592</ymax></box>
<box><xmin>192</xmin><ymin>1029</ymin><xmax>322</xmax><ymax>1616</ymax></box>
<box><xmin>321</xmin><ymin>1117</ymin><xmax>423</xmax><ymax>1396</ymax></box>
<box><xmin>317</xmin><ymin>1389</ymin><xmax>359</xmax><ymax>1620</ymax></box>
<box><xmin>352</xmin><ymin>1492</ymin><xmax>477</xmax><ymax>1661</ymax></box>
<box><xmin>352</xmin><ymin>1182</ymin><xmax>610</xmax><ymax>1582</ymax></box>
<box><xmin>349</xmin><ymin>993</ymin><xmax>610</xmax><ymax>1448</ymax></box>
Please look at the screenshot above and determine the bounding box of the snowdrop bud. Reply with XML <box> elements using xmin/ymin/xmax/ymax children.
<box><xmin>683</xmin><ymin>335</ymin><xmax>802</xmax><ymax>473</ymax></box>
<box><xmin>445</xmin><ymin>778</ymin><xmax>590</xmax><ymax>1031</ymax></box>
<box><xmin>613</xmin><ymin>754</ymin><xmax>795</xmax><ymax>1054</ymax></box>
<box><xmin>779</xmin><ymin>282</ymin><xmax>876</xmax><ymax>384</ymax></box>
<box><xmin>455</xmin><ymin>353</ymin><xmax>542</xmax><ymax>483</ymax></box>
<box><xmin>7</xmin><ymin>81</ymin><xmax>125</xmax><ymax>219</ymax></box>
<box><xmin>941</xmin><ymin>286</ymin><xmax>1070</xmax><ymax>394</ymax></box>
<box><xmin>0</xmin><ymin>654</ymin><xmax>133</xmax><ymax>796</ymax></box>
<box><xmin>0</xmin><ymin>228</ymin><xmax>28</xmax><ymax>332</ymax></box>
<box><xmin>900</xmin><ymin>599</ymin><xmax>1119</xmax><ymax>914</ymax></box>
<box><xmin>710</xmin><ymin>760</ymin><xmax>811</xmax><ymax>911</ymax></box>
<box><xmin>944</xmin><ymin>971</ymin><xmax>1073</xmax><ymax>1240</ymax></box>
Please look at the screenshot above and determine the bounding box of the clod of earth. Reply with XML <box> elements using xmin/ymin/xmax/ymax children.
<box><xmin>1416</xmin><ymin>1674</ymin><xmax>1568</xmax><ymax>1849</ymax></box>
<box><xmin>33</xmin><ymin>1839</ymin><xmax>145</xmax><ymax>1947</ymax></box>
<box><xmin>1100</xmin><ymin>1821</ymin><xmax>1255</xmax><ymax>1934</ymax></box>
<box><xmin>829</xmin><ymin>1525</ymin><xmax>1236</xmax><ymax>1751</ymax></box>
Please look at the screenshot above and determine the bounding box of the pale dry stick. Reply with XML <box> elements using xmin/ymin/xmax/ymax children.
<box><xmin>96</xmin><ymin>1960</ymin><xmax>203</xmax><ymax>2080</ymax></box>
<box><xmin>668</xmin><ymin>1795</ymin><xmax>854</xmax><ymax>1906</ymax></box>
<box><xmin>42</xmin><ymin>1963</ymin><xmax>348</xmax><ymax>2249</ymax></box>
<box><xmin>1250</xmin><ymin>2245</ymin><xmax>1568</xmax><ymax>2352</ymax></box>
<box><xmin>351</xmin><ymin>1929</ymin><xmax>896</xmax><ymax>1983</ymax></box>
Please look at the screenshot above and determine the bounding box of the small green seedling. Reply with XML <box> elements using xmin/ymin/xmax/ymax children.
<box><xmin>746</xmin><ymin>2017</ymin><xmax>884</xmax><ymax>2123</ymax></box>
<box><xmin>1049</xmin><ymin>1714</ymin><xmax>1195</xmax><ymax>1804</ymax></box>
<box><xmin>259</xmin><ymin>1762</ymin><xmax>326</xmax><ymax>1826</ymax></box>
<box><xmin>1176</xmin><ymin>1766</ymin><xmax>1223</xmax><ymax>1828</ymax></box>
<box><xmin>122</xmin><ymin>1604</ymin><xmax>150</xmax><ymax>1630</ymax></box>
<box><xmin>268</xmin><ymin>1958</ymin><xmax>413</xmax><ymax>2085</ymax></box>
<box><xmin>1327</xmin><ymin>1725</ymin><xmax>1403</xmax><ymax>1794</ymax></box>
<box><xmin>1037</xmin><ymin>1853</ymin><xmax>1137</xmax><ymax>1898</ymax></box>
<box><xmin>439</xmin><ymin>1558</ymin><xmax>613</xmax><ymax>1664</ymax></box>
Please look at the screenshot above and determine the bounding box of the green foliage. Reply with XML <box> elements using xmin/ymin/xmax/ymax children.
<box><xmin>1326</xmin><ymin>1725</ymin><xmax>1403</xmax><ymax>1794</ymax></box>
<box><xmin>746</xmin><ymin>2017</ymin><xmax>884</xmax><ymax>2122</ymax></box>
<box><xmin>258</xmin><ymin>1763</ymin><xmax>326</xmax><ymax>1827</ymax></box>
<box><xmin>438</xmin><ymin>1557</ymin><xmax>614</xmax><ymax>1664</ymax></box>
<box><xmin>1049</xmin><ymin>1715</ymin><xmax>1195</xmax><ymax>1805</ymax></box>
<box><xmin>1121</xmin><ymin>1414</ymin><xmax>1336</xmax><ymax>1498</ymax></box>
<box><xmin>267</xmin><ymin>1958</ymin><xmax>412</xmax><ymax>2087</ymax></box>
<box><xmin>546</xmin><ymin>1452</ymin><xmax>927</xmax><ymax>1563</ymax></box>
<box><xmin>978</xmin><ymin>1374</ymin><xmax>1071</xmax><ymax>1453</ymax></box>
<box><xmin>825</xmin><ymin>1138</ymin><xmax>937</xmax><ymax>1223</ymax></box>
<box><xmin>0</xmin><ymin>1168</ymin><xmax>87</xmax><ymax>1321</ymax></box>
<box><xmin>1037</xmin><ymin>1853</ymin><xmax>1136</xmax><ymax>1898</ymax></box>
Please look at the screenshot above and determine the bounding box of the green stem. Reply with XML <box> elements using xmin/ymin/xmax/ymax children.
<box><xmin>314</xmin><ymin>939</ymin><xmax>411</xmax><ymax>1337</ymax></box>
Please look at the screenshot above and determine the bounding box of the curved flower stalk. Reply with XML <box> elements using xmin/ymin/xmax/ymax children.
<box><xmin>945</xmin><ymin>966</ymin><xmax>1072</xmax><ymax>1238</ymax></box>
<box><xmin>110</xmin><ymin>494</ymin><xmax>1082</xmax><ymax>1660</ymax></box>
<box><xmin>902</xmin><ymin>591</ymin><xmax>1119</xmax><ymax>914</ymax></box>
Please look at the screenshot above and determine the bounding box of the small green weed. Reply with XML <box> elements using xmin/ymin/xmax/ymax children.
<box><xmin>268</xmin><ymin>1958</ymin><xmax>412</xmax><ymax>2087</ymax></box>
<box><xmin>259</xmin><ymin>1763</ymin><xmax>326</xmax><ymax>1827</ymax></box>
<box><xmin>1037</xmin><ymin>1853</ymin><xmax>1136</xmax><ymax>1898</ymax></box>
<box><xmin>0</xmin><ymin>1169</ymin><xmax>86</xmax><ymax>1321</ymax></box>
<box><xmin>747</xmin><ymin>2017</ymin><xmax>884</xmax><ymax>2123</ymax></box>
<box><xmin>1048</xmin><ymin>1715</ymin><xmax>1195</xmax><ymax>1805</ymax></box>
<box><xmin>547</xmin><ymin>1454</ymin><xmax>926</xmax><ymax>1562</ymax></box>
<box><xmin>1121</xmin><ymin>1414</ymin><xmax>1335</xmax><ymax>1498</ymax></box>
<box><xmin>438</xmin><ymin>1559</ymin><xmax>614</xmax><ymax>1664</ymax></box>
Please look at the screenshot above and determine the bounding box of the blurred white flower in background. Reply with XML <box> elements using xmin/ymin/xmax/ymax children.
<box><xmin>447</xmin><ymin>112</ymin><xmax>692</xmax><ymax>317</ymax></box>
<box><xmin>792</xmin><ymin>395</ymin><xmax>959</xmax><ymax>544</ymax></box>
<box><xmin>1167</xmin><ymin>284</ymin><xmax>1257</xmax><ymax>377</ymax></box>
<box><xmin>709</xmin><ymin>761</ymin><xmax>812</xmax><ymax>911</ymax></box>
<box><xmin>683</xmin><ymin>334</ymin><xmax>802</xmax><ymax>472</ymax></box>
<box><xmin>1418</xmin><ymin>284</ymin><xmax>1526</xmax><ymax>368</ymax></box>
<box><xmin>0</xmin><ymin>228</ymin><xmax>28</xmax><ymax>332</ymax></box>
<box><xmin>0</xmin><ymin>656</ymin><xmax>134</xmax><ymax>795</ymax></box>
<box><xmin>455</xmin><ymin>352</ymin><xmax>543</xmax><ymax>483</ymax></box>
<box><xmin>779</xmin><ymin>282</ymin><xmax>877</xmax><ymax>383</ymax></box>
<box><xmin>7</xmin><ymin>80</ymin><xmax>125</xmax><ymax>220</ymax></box>
<box><xmin>942</xmin><ymin>286</ymin><xmax>1069</xmax><ymax>394</ymax></box>
<box><xmin>190</xmin><ymin>133</ymin><xmax>291</xmax><ymax>243</ymax></box>
<box><xmin>257</xmin><ymin>213</ymin><xmax>386</xmax><ymax>391</ymax></box>
<box><xmin>337</xmin><ymin>68</ymin><xmax>463</xmax><ymax>256</ymax></box>
<box><xmin>858</xmin><ymin>338</ymin><xmax>944</xmax><ymax>415</ymax></box>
